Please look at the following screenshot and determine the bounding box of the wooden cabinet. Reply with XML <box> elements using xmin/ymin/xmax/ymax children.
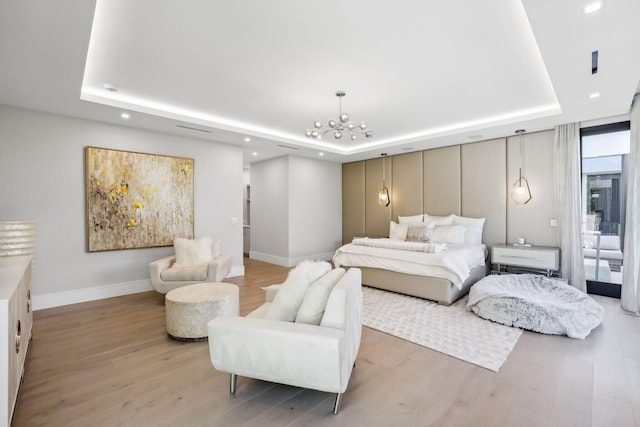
<box><xmin>0</xmin><ymin>256</ymin><xmax>33</xmax><ymax>427</ymax></box>
<box><xmin>492</xmin><ymin>244</ymin><xmax>560</xmax><ymax>276</ymax></box>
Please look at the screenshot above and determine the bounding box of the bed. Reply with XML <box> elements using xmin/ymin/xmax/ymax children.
<box><xmin>333</xmin><ymin>236</ymin><xmax>488</xmax><ymax>305</ymax></box>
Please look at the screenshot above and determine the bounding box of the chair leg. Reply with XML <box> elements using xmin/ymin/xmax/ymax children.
<box><xmin>230</xmin><ymin>373</ymin><xmax>237</xmax><ymax>394</ymax></box>
<box><xmin>333</xmin><ymin>393</ymin><xmax>343</xmax><ymax>414</ymax></box>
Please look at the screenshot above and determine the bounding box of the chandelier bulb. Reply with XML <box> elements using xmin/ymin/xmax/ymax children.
<box><xmin>339</xmin><ymin>113</ymin><xmax>349</xmax><ymax>123</ymax></box>
<box><xmin>347</xmin><ymin>123</ymin><xmax>355</xmax><ymax>131</ymax></box>
<box><xmin>359</xmin><ymin>122</ymin><xmax>367</xmax><ymax>130</ymax></box>
<box><xmin>311</xmin><ymin>130</ymin><xmax>319</xmax><ymax>137</ymax></box>
<box><xmin>334</xmin><ymin>130</ymin><xmax>342</xmax><ymax>139</ymax></box>
<box><xmin>313</xmin><ymin>121</ymin><xmax>322</xmax><ymax>129</ymax></box>
<box><xmin>305</xmin><ymin>129</ymin><xmax>312</xmax><ymax>137</ymax></box>
<box><xmin>351</xmin><ymin>134</ymin><xmax>357</xmax><ymax>141</ymax></box>
<box><xmin>328</xmin><ymin>119</ymin><xmax>337</xmax><ymax>128</ymax></box>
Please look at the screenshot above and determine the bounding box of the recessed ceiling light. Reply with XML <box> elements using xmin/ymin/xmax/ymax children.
<box><xmin>252</xmin><ymin>152</ymin><xmax>258</xmax><ymax>156</ymax></box>
<box><xmin>319</xmin><ymin>152</ymin><xmax>324</xmax><ymax>156</ymax></box>
<box><xmin>583</xmin><ymin>2</ymin><xmax>602</xmax><ymax>14</ymax></box>
<box><xmin>244</xmin><ymin>137</ymin><xmax>251</xmax><ymax>142</ymax></box>
<box><xmin>120</xmin><ymin>112</ymin><xmax>130</xmax><ymax>119</ymax></box>
<box><xmin>590</xmin><ymin>92</ymin><xmax>600</xmax><ymax>99</ymax></box>
<box><xmin>104</xmin><ymin>83</ymin><xmax>118</xmax><ymax>92</ymax></box>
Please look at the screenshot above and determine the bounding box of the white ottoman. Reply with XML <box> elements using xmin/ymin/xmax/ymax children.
<box><xmin>166</xmin><ymin>282</ymin><xmax>239</xmax><ymax>341</ymax></box>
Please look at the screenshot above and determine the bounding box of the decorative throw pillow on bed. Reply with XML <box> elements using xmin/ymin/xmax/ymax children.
<box><xmin>430</xmin><ymin>225</ymin><xmax>465</xmax><ymax>244</ymax></box>
<box><xmin>398</xmin><ymin>214</ymin><xmax>424</xmax><ymax>224</ymax></box>
<box><xmin>295</xmin><ymin>268</ymin><xmax>345</xmax><ymax>325</ymax></box>
<box><xmin>423</xmin><ymin>213</ymin><xmax>454</xmax><ymax>228</ymax></box>
<box><xmin>406</xmin><ymin>223</ymin><xmax>433</xmax><ymax>242</ymax></box>
<box><xmin>265</xmin><ymin>260</ymin><xmax>332</xmax><ymax>321</ymax></box>
<box><xmin>389</xmin><ymin>221</ymin><xmax>409</xmax><ymax>240</ymax></box>
<box><xmin>452</xmin><ymin>215</ymin><xmax>486</xmax><ymax>244</ymax></box>
<box><xmin>173</xmin><ymin>236</ymin><xmax>214</xmax><ymax>267</ymax></box>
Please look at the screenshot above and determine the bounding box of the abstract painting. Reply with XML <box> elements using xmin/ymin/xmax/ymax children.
<box><xmin>85</xmin><ymin>146</ymin><xmax>194</xmax><ymax>251</ymax></box>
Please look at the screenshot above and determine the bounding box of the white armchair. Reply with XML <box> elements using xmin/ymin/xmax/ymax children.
<box><xmin>207</xmin><ymin>266</ymin><xmax>362</xmax><ymax>414</ymax></box>
<box><xmin>148</xmin><ymin>237</ymin><xmax>232</xmax><ymax>294</ymax></box>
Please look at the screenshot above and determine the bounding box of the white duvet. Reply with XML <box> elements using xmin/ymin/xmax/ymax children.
<box><xmin>333</xmin><ymin>239</ymin><xmax>486</xmax><ymax>289</ymax></box>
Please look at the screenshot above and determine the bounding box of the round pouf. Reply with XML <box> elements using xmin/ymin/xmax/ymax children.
<box><xmin>165</xmin><ymin>282</ymin><xmax>239</xmax><ymax>341</ymax></box>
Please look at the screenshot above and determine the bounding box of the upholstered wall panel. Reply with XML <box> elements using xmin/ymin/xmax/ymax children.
<box><xmin>364</xmin><ymin>157</ymin><xmax>392</xmax><ymax>238</ymax></box>
<box><xmin>461</xmin><ymin>138</ymin><xmax>507</xmax><ymax>247</ymax></box>
<box><xmin>507</xmin><ymin>130</ymin><xmax>558</xmax><ymax>247</ymax></box>
<box><xmin>391</xmin><ymin>152</ymin><xmax>423</xmax><ymax>221</ymax></box>
<box><xmin>423</xmin><ymin>145</ymin><xmax>461</xmax><ymax>216</ymax></box>
<box><xmin>342</xmin><ymin>161</ymin><xmax>365</xmax><ymax>243</ymax></box>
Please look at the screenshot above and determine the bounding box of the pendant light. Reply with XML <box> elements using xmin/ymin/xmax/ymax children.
<box><xmin>511</xmin><ymin>129</ymin><xmax>532</xmax><ymax>204</ymax></box>
<box><xmin>378</xmin><ymin>153</ymin><xmax>391</xmax><ymax>207</ymax></box>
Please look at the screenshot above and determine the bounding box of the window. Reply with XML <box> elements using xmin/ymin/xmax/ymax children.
<box><xmin>580</xmin><ymin>122</ymin><xmax>630</xmax><ymax>296</ymax></box>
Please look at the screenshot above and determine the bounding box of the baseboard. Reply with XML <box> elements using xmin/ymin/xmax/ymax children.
<box><xmin>33</xmin><ymin>279</ymin><xmax>153</xmax><ymax>311</ymax></box>
<box><xmin>33</xmin><ymin>264</ymin><xmax>246</xmax><ymax>310</ymax></box>
<box><xmin>229</xmin><ymin>264</ymin><xmax>245</xmax><ymax>278</ymax></box>
<box><xmin>249</xmin><ymin>251</ymin><xmax>334</xmax><ymax>268</ymax></box>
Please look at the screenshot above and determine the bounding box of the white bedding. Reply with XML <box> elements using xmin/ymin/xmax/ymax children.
<box><xmin>333</xmin><ymin>239</ymin><xmax>486</xmax><ymax>289</ymax></box>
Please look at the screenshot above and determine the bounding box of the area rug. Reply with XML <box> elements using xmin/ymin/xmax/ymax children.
<box><xmin>361</xmin><ymin>286</ymin><xmax>522</xmax><ymax>372</ymax></box>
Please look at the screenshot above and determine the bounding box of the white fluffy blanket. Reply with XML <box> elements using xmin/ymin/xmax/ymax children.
<box><xmin>467</xmin><ymin>274</ymin><xmax>604</xmax><ymax>339</ymax></box>
<box><xmin>352</xmin><ymin>237</ymin><xmax>446</xmax><ymax>253</ymax></box>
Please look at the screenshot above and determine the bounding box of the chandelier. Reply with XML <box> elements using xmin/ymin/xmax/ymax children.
<box><xmin>305</xmin><ymin>91</ymin><xmax>373</xmax><ymax>141</ymax></box>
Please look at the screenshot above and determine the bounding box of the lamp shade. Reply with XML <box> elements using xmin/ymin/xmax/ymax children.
<box><xmin>378</xmin><ymin>185</ymin><xmax>390</xmax><ymax>207</ymax></box>
<box><xmin>511</xmin><ymin>176</ymin><xmax>532</xmax><ymax>204</ymax></box>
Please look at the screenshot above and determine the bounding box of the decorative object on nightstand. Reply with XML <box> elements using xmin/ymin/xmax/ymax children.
<box><xmin>492</xmin><ymin>243</ymin><xmax>560</xmax><ymax>276</ymax></box>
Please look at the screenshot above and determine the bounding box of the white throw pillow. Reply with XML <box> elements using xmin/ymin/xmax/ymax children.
<box><xmin>295</xmin><ymin>268</ymin><xmax>345</xmax><ymax>325</ymax></box>
<box><xmin>389</xmin><ymin>221</ymin><xmax>409</xmax><ymax>240</ymax></box>
<box><xmin>423</xmin><ymin>213</ymin><xmax>454</xmax><ymax>228</ymax></box>
<box><xmin>173</xmin><ymin>237</ymin><xmax>214</xmax><ymax>267</ymax></box>
<box><xmin>430</xmin><ymin>225</ymin><xmax>465</xmax><ymax>244</ymax></box>
<box><xmin>265</xmin><ymin>260</ymin><xmax>332</xmax><ymax>321</ymax></box>
<box><xmin>398</xmin><ymin>214</ymin><xmax>424</xmax><ymax>224</ymax></box>
<box><xmin>406</xmin><ymin>223</ymin><xmax>433</xmax><ymax>242</ymax></box>
<box><xmin>452</xmin><ymin>215</ymin><xmax>486</xmax><ymax>244</ymax></box>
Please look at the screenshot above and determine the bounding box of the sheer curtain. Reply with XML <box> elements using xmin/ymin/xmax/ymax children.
<box><xmin>554</xmin><ymin>123</ymin><xmax>586</xmax><ymax>292</ymax></box>
<box><xmin>622</xmin><ymin>93</ymin><xmax>640</xmax><ymax>315</ymax></box>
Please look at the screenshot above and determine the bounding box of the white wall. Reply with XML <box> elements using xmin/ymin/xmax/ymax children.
<box><xmin>0</xmin><ymin>105</ymin><xmax>244</xmax><ymax>309</ymax></box>
<box><xmin>250</xmin><ymin>155</ymin><xmax>342</xmax><ymax>267</ymax></box>
<box><xmin>288</xmin><ymin>156</ymin><xmax>342</xmax><ymax>261</ymax></box>
<box><xmin>250</xmin><ymin>156</ymin><xmax>289</xmax><ymax>263</ymax></box>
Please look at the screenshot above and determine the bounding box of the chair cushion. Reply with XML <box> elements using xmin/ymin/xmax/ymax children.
<box><xmin>160</xmin><ymin>265</ymin><xmax>208</xmax><ymax>282</ymax></box>
<box><xmin>174</xmin><ymin>237</ymin><xmax>213</xmax><ymax>267</ymax></box>
<box><xmin>264</xmin><ymin>260</ymin><xmax>332</xmax><ymax>322</ymax></box>
<box><xmin>295</xmin><ymin>268</ymin><xmax>346</xmax><ymax>325</ymax></box>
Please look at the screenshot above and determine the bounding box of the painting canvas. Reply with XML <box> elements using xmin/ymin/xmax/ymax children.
<box><xmin>85</xmin><ymin>146</ymin><xmax>194</xmax><ymax>251</ymax></box>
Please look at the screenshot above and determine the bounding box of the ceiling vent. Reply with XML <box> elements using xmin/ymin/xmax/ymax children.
<box><xmin>176</xmin><ymin>124</ymin><xmax>212</xmax><ymax>133</ymax></box>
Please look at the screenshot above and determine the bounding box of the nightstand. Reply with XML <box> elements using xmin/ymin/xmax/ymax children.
<box><xmin>492</xmin><ymin>244</ymin><xmax>560</xmax><ymax>276</ymax></box>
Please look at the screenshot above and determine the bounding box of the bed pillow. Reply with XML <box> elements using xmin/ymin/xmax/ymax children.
<box><xmin>423</xmin><ymin>213</ymin><xmax>454</xmax><ymax>228</ymax></box>
<box><xmin>295</xmin><ymin>268</ymin><xmax>345</xmax><ymax>325</ymax></box>
<box><xmin>265</xmin><ymin>260</ymin><xmax>332</xmax><ymax>321</ymax></box>
<box><xmin>389</xmin><ymin>221</ymin><xmax>409</xmax><ymax>240</ymax></box>
<box><xmin>406</xmin><ymin>223</ymin><xmax>433</xmax><ymax>242</ymax></box>
<box><xmin>398</xmin><ymin>214</ymin><xmax>424</xmax><ymax>224</ymax></box>
<box><xmin>173</xmin><ymin>237</ymin><xmax>213</xmax><ymax>267</ymax></box>
<box><xmin>452</xmin><ymin>215</ymin><xmax>486</xmax><ymax>244</ymax></box>
<box><xmin>430</xmin><ymin>225</ymin><xmax>465</xmax><ymax>244</ymax></box>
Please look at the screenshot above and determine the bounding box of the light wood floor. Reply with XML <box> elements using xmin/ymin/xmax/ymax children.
<box><xmin>13</xmin><ymin>258</ymin><xmax>640</xmax><ymax>426</ymax></box>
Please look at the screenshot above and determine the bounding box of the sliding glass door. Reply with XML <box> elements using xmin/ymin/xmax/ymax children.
<box><xmin>580</xmin><ymin>123</ymin><xmax>630</xmax><ymax>297</ymax></box>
